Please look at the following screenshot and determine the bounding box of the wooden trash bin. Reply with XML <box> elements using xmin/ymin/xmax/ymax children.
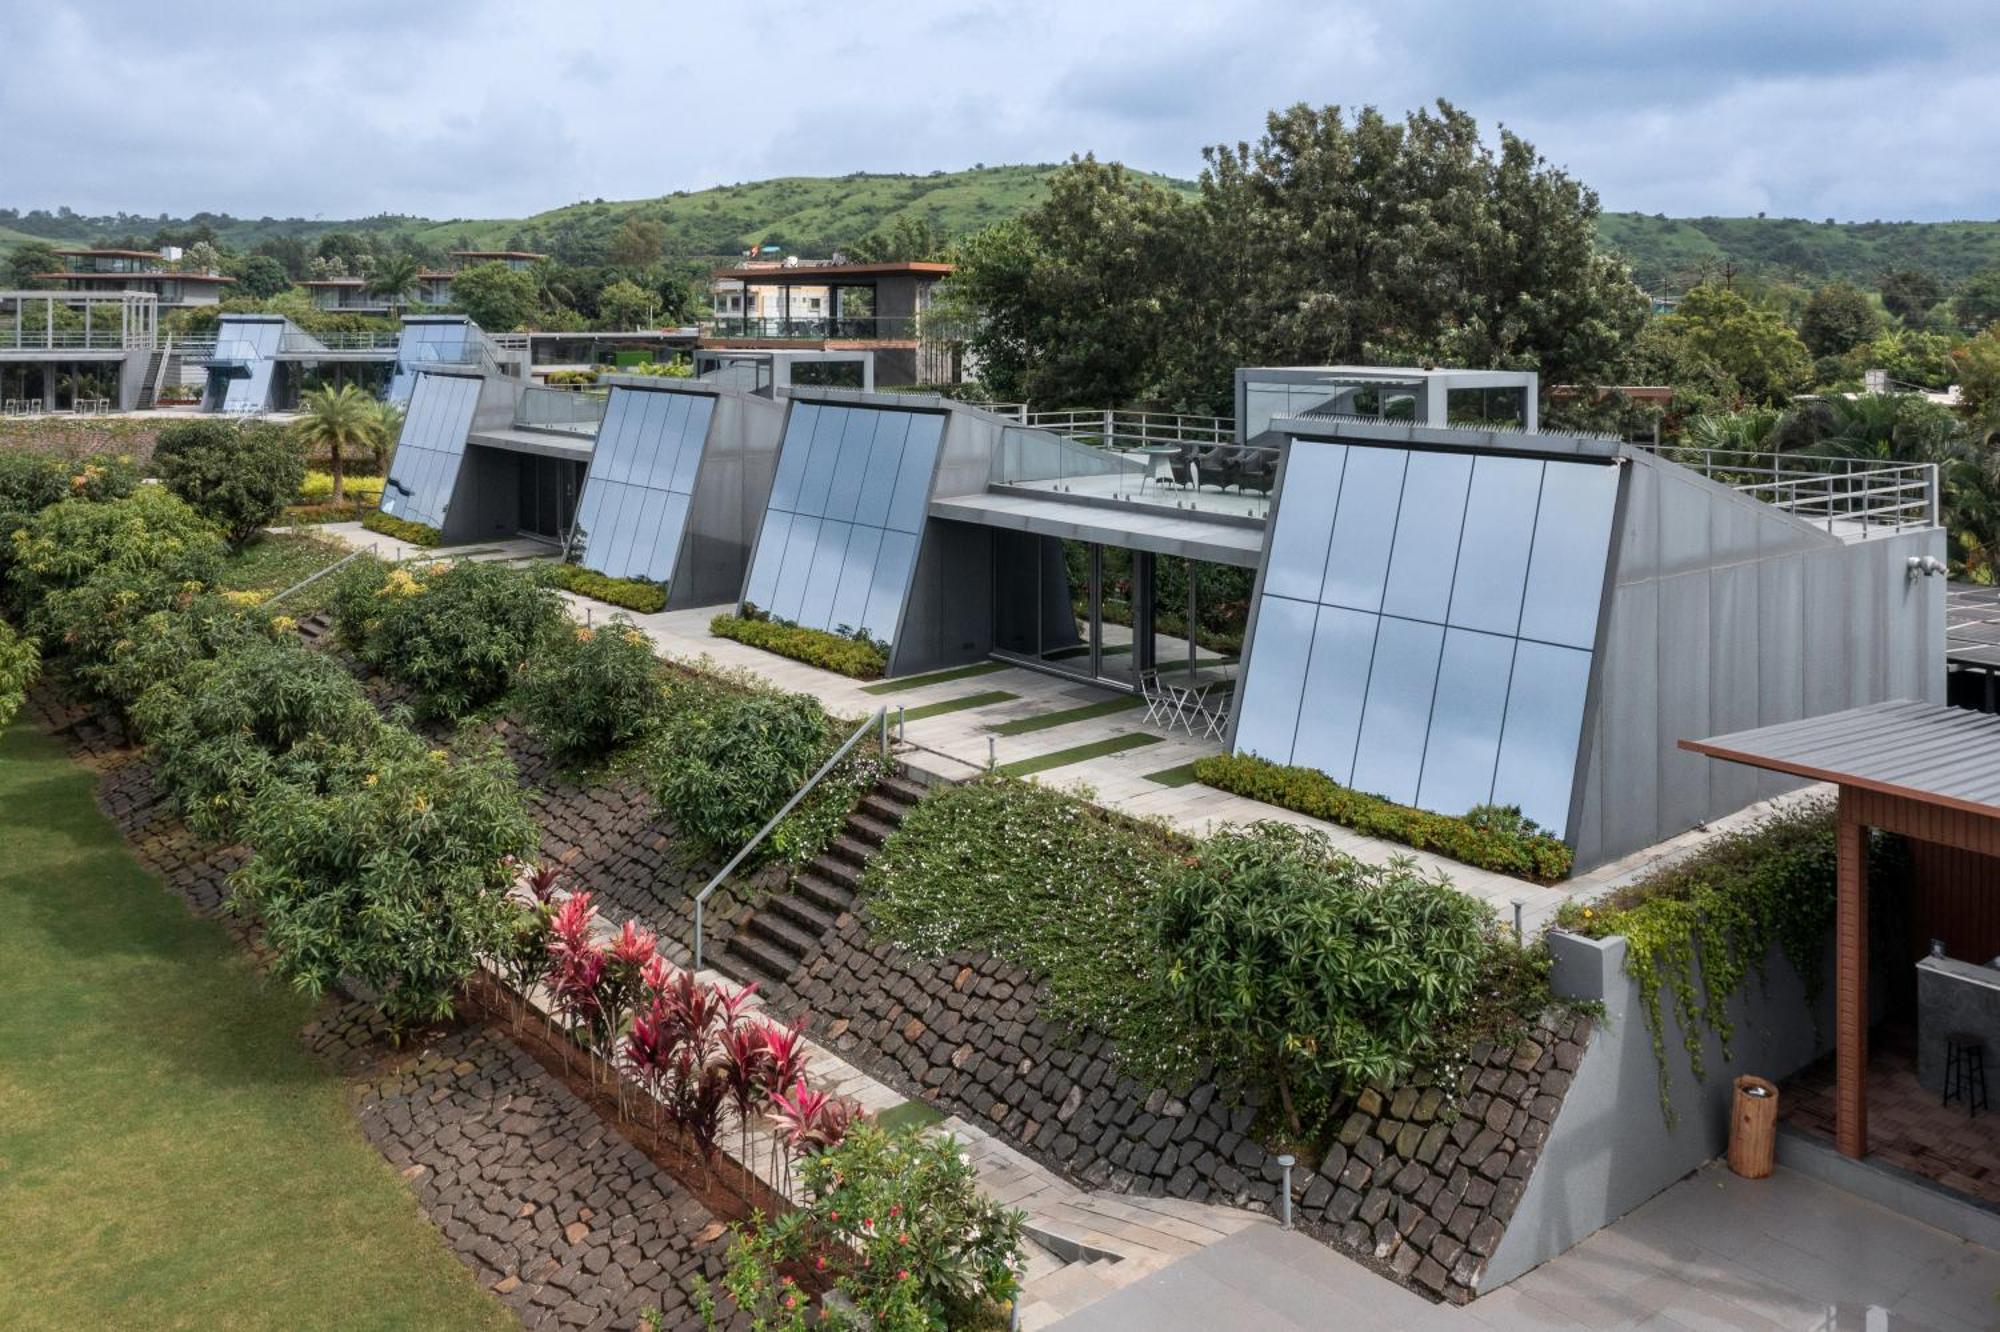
<box><xmin>1728</xmin><ymin>1075</ymin><xmax>1779</xmax><ymax>1179</ymax></box>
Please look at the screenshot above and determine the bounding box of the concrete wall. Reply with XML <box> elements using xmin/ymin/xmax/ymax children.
<box><xmin>888</xmin><ymin>406</ymin><xmax>1006</xmax><ymax>675</ymax></box>
<box><xmin>1570</xmin><ymin>451</ymin><xmax>1946</xmax><ymax>870</ymax></box>
<box><xmin>1482</xmin><ymin>929</ymin><xmax>1836</xmax><ymax>1290</ymax></box>
<box><xmin>673</xmin><ymin>389</ymin><xmax>786</xmax><ymax>608</ymax></box>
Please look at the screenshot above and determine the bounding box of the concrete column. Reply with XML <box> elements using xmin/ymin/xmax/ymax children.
<box><xmin>1835</xmin><ymin>790</ymin><xmax>1869</xmax><ymax>1159</ymax></box>
<box><xmin>42</xmin><ymin>362</ymin><xmax>58</xmax><ymax>408</ymax></box>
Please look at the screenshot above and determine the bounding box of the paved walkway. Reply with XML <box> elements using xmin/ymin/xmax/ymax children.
<box><xmin>312</xmin><ymin>520</ymin><xmax>1826</xmax><ymax>931</ymax></box>
<box><xmin>1052</xmin><ymin>1162</ymin><xmax>2000</xmax><ymax>1331</ymax></box>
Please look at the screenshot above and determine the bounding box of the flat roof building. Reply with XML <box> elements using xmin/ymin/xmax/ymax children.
<box><xmin>37</xmin><ymin>248</ymin><xmax>234</xmax><ymax>311</ymax></box>
<box><xmin>702</xmin><ymin>260</ymin><xmax>955</xmax><ymax>387</ymax></box>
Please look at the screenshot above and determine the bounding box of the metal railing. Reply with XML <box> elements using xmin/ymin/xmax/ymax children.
<box><xmin>280</xmin><ymin>329</ymin><xmax>400</xmax><ymax>354</ymax></box>
<box><xmin>264</xmin><ymin>547</ymin><xmax>368</xmax><ymax>605</ymax></box>
<box><xmin>701</xmin><ymin>315</ymin><xmax>920</xmax><ymax>341</ymax></box>
<box><xmin>0</xmin><ymin>328</ymin><xmax>137</xmax><ymax>351</ymax></box>
<box><xmin>691</xmin><ymin>707</ymin><xmax>890</xmax><ymax>971</ymax></box>
<box><xmin>1631</xmin><ymin>443</ymin><xmax>1939</xmax><ymax>535</ymax></box>
<box><xmin>1025</xmin><ymin>408</ymin><xmax>1235</xmax><ymax>451</ymax></box>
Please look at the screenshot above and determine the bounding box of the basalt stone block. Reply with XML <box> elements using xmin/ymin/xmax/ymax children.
<box><xmin>1325</xmin><ymin>1186</ymin><xmax>1363</xmax><ymax>1224</ymax></box>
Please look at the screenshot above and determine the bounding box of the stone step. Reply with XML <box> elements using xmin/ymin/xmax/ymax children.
<box><xmin>746</xmin><ymin>910</ymin><xmax>818</xmax><ymax>959</ymax></box>
<box><xmin>1017</xmin><ymin>1257</ymin><xmax>1125</xmax><ymax>1331</ymax></box>
<box><xmin>792</xmin><ymin>871</ymin><xmax>854</xmax><ymax>916</ymax></box>
<box><xmin>877</xmin><ymin>774</ymin><xmax>928</xmax><ymax>806</ymax></box>
<box><xmin>859</xmin><ymin>792</ymin><xmax>914</xmax><ymax>825</ymax></box>
<box><xmin>810</xmin><ymin>853</ymin><xmax>862</xmax><ymax>891</ymax></box>
<box><xmin>826</xmin><ymin>834</ymin><xmax>875</xmax><ymax>870</ymax></box>
<box><xmin>768</xmin><ymin>892</ymin><xmax>835</xmax><ymax>938</ymax></box>
<box><xmin>723</xmin><ymin>933</ymin><xmax>796</xmax><ymax>986</ymax></box>
<box><xmin>846</xmin><ymin>812</ymin><xmax>898</xmax><ymax>848</ymax></box>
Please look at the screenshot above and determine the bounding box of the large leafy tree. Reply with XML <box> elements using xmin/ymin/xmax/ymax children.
<box><xmin>293</xmin><ymin>384</ymin><xmax>387</xmax><ymax>504</ymax></box>
<box><xmin>1877</xmin><ymin>268</ymin><xmax>1942</xmax><ymax>326</ymax></box>
<box><xmin>447</xmin><ymin>261</ymin><xmax>540</xmax><ymax>331</ymax></box>
<box><xmin>6</xmin><ymin>240</ymin><xmax>62</xmax><ymax>288</ymax></box>
<box><xmin>1797</xmin><ymin>282</ymin><xmax>1879</xmax><ymax>358</ymax></box>
<box><xmin>1954</xmin><ymin>268</ymin><xmax>2000</xmax><ymax>332</ymax></box>
<box><xmin>153</xmin><ymin>418</ymin><xmax>307</xmax><ymax>547</ymax></box>
<box><xmin>594</xmin><ymin>277</ymin><xmax>656</xmax><ymax>329</ymax></box>
<box><xmin>607</xmin><ymin>216</ymin><xmax>667</xmax><ymax>268</ymax></box>
<box><xmin>1655</xmin><ymin>285</ymin><xmax>1811</xmax><ymax>405</ymax></box>
<box><xmin>232</xmin><ymin>254</ymin><xmax>292</xmax><ymax>299</ymax></box>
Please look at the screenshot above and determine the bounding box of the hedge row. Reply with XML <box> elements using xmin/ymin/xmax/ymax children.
<box><xmin>1189</xmin><ymin>752</ymin><xmax>1574</xmax><ymax>883</ymax></box>
<box><xmin>359</xmin><ymin>510</ymin><xmax>441</xmax><ymax>546</ymax></box>
<box><xmin>710</xmin><ymin>612</ymin><xmax>887</xmax><ymax>680</ymax></box>
<box><xmin>540</xmin><ymin>561</ymin><xmax>668</xmax><ymax>613</ymax></box>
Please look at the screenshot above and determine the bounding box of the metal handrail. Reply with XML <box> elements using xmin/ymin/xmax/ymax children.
<box><xmin>1631</xmin><ymin>442</ymin><xmax>1937</xmax><ymax>534</ymax></box>
<box><xmin>701</xmin><ymin>315</ymin><xmax>920</xmax><ymax>341</ymax></box>
<box><xmin>691</xmin><ymin>706</ymin><xmax>890</xmax><ymax>971</ymax></box>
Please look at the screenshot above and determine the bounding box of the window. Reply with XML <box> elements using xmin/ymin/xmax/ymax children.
<box><xmin>1234</xmin><ymin>438</ymin><xmax>1618</xmax><ymax>835</ymax></box>
<box><xmin>741</xmin><ymin>403</ymin><xmax>944</xmax><ymax>643</ymax></box>
<box><xmin>573</xmin><ymin>386</ymin><xmax>714</xmax><ymax>582</ymax></box>
<box><xmin>381</xmin><ymin>374</ymin><xmax>481</xmax><ymax>528</ymax></box>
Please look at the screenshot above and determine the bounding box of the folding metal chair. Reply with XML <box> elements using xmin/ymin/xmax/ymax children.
<box><xmin>1139</xmin><ymin>669</ymin><xmax>1173</xmax><ymax>728</ymax></box>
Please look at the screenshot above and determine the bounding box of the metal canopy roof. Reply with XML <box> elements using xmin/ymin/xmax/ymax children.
<box><xmin>928</xmin><ymin>491</ymin><xmax>1267</xmax><ymax>568</ymax></box>
<box><xmin>1947</xmin><ymin>583</ymin><xmax>2000</xmax><ymax>669</ymax></box>
<box><xmin>1682</xmin><ymin>701</ymin><xmax>2000</xmax><ymax>817</ymax></box>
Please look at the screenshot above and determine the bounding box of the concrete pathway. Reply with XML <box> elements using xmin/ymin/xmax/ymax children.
<box><xmin>1052</xmin><ymin>1162</ymin><xmax>2000</xmax><ymax>1331</ymax></box>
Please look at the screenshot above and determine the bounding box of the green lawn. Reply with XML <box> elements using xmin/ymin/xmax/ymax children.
<box><xmin>0</xmin><ymin>721</ymin><xmax>512</xmax><ymax>1332</ymax></box>
<box><xmin>215</xmin><ymin>531</ymin><xmax>352</xmax><ymax>612</ymax></box>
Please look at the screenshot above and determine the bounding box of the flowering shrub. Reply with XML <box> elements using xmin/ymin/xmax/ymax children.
<box><xmin>0</xmin><ymin>450</ymin><xmax>139</xmax><ymax>535</ymax></box>
<box><xmin>518</xmin><ymin>618</ymin><xmax>663</xmax><ymax>763</ymax></box>
<box><xmin>1155</xmin><ymin>821</ymin><xmax>1496</xmax><ymax>1132</ymax></box>
<box><xmin>701</xmin><ymin>1123</ymin><xmax>1026</xmax><ymax>1332</ymax></box>
<box><xmin>350</xmin><ymin>559</ymin><xmax>567</xmax><ymax>719</ymax></box>
<box><xmin>232</xmin><ymin>728</ymin><xmax>536</xmax><ymax>1031</ymax></box>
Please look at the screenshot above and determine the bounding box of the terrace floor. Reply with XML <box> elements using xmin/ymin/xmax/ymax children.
<box><xmin>1006</xmin><ymin>469</ymin><xmax>1274</xmax><ymax>522</ymax></box>
<box><xmin>1781</xmin><ymin>1025</ymin><xmax>2000</xmax><ymax>1212</ymax></box>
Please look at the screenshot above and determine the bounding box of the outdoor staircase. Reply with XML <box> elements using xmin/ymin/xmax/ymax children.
<box><xmin>723</xmin><ymin>774</ymin><xmax>926</xmax><ymax>987</ymax></box>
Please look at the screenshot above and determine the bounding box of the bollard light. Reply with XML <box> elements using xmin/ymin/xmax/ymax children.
<box><xmin>1277</xmin><ymin>1154</ymin><xmax>1296</xmax><ymax>1229</ymax></box>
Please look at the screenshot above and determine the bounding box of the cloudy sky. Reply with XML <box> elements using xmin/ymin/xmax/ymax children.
<box><xmin>3</xmin><ymin>0</ymin><xmax>1993</xmax><ymax>223</ymax></box>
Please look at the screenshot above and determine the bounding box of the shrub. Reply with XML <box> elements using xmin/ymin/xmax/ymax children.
<box><xmin>0</xmin><ymin>452</ymin><xmax>140</xmax><ymax>533</ymax></box>
<box><xmin>1155</xmin><ymin>822</ymin><xmax>1496</xmax><ymax>1132</ymax></box>
<box><xmin>154</xmin><ymin>418</ymin><xmax>308</xmax><ymax>547</ymax></box>
<box><xmin>519</xmin><ymin>618</ymin><xmax>664</xmax><ymax>763</ymax></box>
<box><xmin>540</xmin><ymin>561</ymin><xmax>668</xmax><ymax>613</ymax></box>
<box><xmin>85</xmin><ymin>592</ymin><xmax>275</xmax><ymax>715</ymax></box>
<box><xmin>297</xmin><ymin>471</ymin><xmax>384</xmax><ymax>505</ymax></box>
<box><xmin>701</xmin><ymin>1122</ymin><xmax>1025</xmax><ymax>1332</ymax></box>
<box><xmin>133</xmin><ymin>633</ymin><xmax>380</xmax><ymax>841</ymax></box>
<box><xmin>325</xmin><ymin>553</ymin><xmax>392</xmax><ymax>653</ymax></box>
<box><xmin>360</xmin><ymin>559</ymin><xmax>566</xmax><ymax>719</ymax></box>
<box><xmin>1189</xmin><ymin>752</ymin><xmax>1574</xmax><ymax>882</ymax></box>
<box><xmin>1555</xmin><ymin>800</ymin><xmax>1907</xmax><ymax>1120</ymax></box>
<box><xmin>360</xmin><ymin>510</ymin><xmax>441</xmax><ymax>547</ymax></box>
<box><xmin>862</xmin><ymin>777</ymin><xmax>1189</xmax><ymax>1082</ymax></box>
<box><xmin>0</xmin><ymin>620</ymin><xmax>38</xmax><ymax>725</ymax></box>
<box><xmin>711</xmin><ymin>611</ymin><xmax>887</xmax><ymax>680</ymax></box>
<box><xmin>643</xmin><ymin>671</ymin><xmax>842</xmax><ymax>855</ymax></box>
<box><xmin>232</xmin><ymin>728</ymin><xmax>537</xmax><ymax>1031</ymax></box>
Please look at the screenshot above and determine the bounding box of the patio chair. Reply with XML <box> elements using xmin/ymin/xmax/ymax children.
<box><xmin>1168</xmin><ymin>448</ymin><xmax>1194</xmax><ymax>489</ymax></box>
<box><xmin>1235</xmin><ymin>453</ymin><xmax>1275</xmax><ymax>494</ymax></box>
<box><xmin>1198</xmin><ymin>685</ymin><xmax>1233</xmax><ymax>741</ymax></box>
<box><xmin>1139</xmin><ymin>669</ymin><xmax>1173</xmax><ymax>727</ymax></box>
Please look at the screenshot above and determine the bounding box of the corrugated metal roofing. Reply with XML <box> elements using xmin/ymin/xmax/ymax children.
<box><xmin>1682</xmin><ymin>700</ymin><xmax>2000</xmax><ymax>816</ymax></box>
<box><xmin>1947</xmin><ymin>583</ymin><xmax>2000</xmax><ymax>669</ymax></box>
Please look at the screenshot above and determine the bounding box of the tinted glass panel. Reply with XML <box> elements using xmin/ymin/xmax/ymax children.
<box><xmin>767</xmin><ymin>405</ymin><xmax>816</xmax><ymax>512</ymax></box>
<box><xmin>863</xmin><ymin>529</ymin><xmax>918</xmax><ymax>639</ymax></box>
<box><xmin>1262</xmin><ymin>442</ymin><xmax>1345</xmax><ymax>602</ymax></box>
<box><xmin>770</xmin><ymin>515</ymin><xmax>820</xmax><ymax>622</ymax></box>
<box><xmin>1381</xmin><ymin>451</ymin><xmax>1473</xmax><ymax>623</ymax></box>
<box><xmin>1320</xmin><ymin>446</ymin><xmax>1407</xmax><ymax>612</ymax></box>
<box><xmin>575</xmin><ymin>385</ymin><xmax>715</xmax><ymax>586</ymax></box>
<box><xmin>800</xmin><ymin>520</ymin><xmax>852</xmax><ymax>629</ymax></box>
<box><xmin>821</xmin><ymin>411</ymin><xmax>874</xmax><ymax>523</ymax></box>
<box><xmin>1416</xmin><ymin>628</ymin><xmax>1514</xmax><ymax>816</ymax></box>
<box><xmin>742</xmin><ymin>511</ymin><xmax>791</xmax><ymax>610</ymax></box>
<box><xmin>1448</xmin><ymin>455</ymin><xmax>1543</xmax><ymax>635</ymax></box>
<box><xmin>380</xmin><ymin>373</ymin><xmax>479</xmax><ymax>528</ymax></box>
<box><xmin>1232</xmin><ymin>595</ymin><xmax>1316</xmax><ymax>763</ymax></box>
<box><xmin>887</xmin><ymin>414</ymin><xmax>944</xmax><ymax>532</ymax></box>
<box><xmin>1349</xmin><ymin>616</ymin><xmax>1443</xmax><ymax>805</ymax></box>
<box><xmin>794</xmin><ymin>409</ymin><xmax>846</xmax><ymax>517</ymax></box>
<box><xmin>855</xmin><ymin>413</ymin><xmax>910</xmax><ymax>528</ymax></box>
<box><xmin>828</xmin><ymin>524</ymin><xmax>882</xmax><ymax>633</ymax></box>
<box><xmin>1493</xmin><ymin>640</ymin><xmax>1594</xmax><ymax>833</ymax></box>
<box><xmin>1517</xmin><ymin>460</ymin><xmax>1619</xmax><ymax>649</ymax></box>
<box><xmin>1289</xmin><ymin>604</ymin><xmax>1376</xmax><ymax>785</ymax></box>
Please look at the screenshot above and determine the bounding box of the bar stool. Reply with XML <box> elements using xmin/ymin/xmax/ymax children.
<box><xmin>1943</xmin><ymin>1032</ymin><xmax>1987</xmax><ymax>1118</ymax></box>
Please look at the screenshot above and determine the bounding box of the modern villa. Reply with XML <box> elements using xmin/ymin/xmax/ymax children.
<box><xmin>701</xmin><ymin>259</ymin><xmax>956</xmax><ymax>386</ymax></box>
<box><xmin>35</xmin><ymin>247</ymin><xmax>235</xmax><ymax>311</ymax></box>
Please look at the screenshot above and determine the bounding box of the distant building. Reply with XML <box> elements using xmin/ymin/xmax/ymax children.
<box><xmin>37</xmin><ymin>248</ymin><xmax>234</xmax><ymax>311</ymax></box>
<box><xmin>302</xmin><ymin>250</ymin><xmax>549</xmax><ymax>315</ymax></box>
<box><xmin>702</xmin><ymin>259</ymin><xmax>955</xmax><ymax>386</ymax></box>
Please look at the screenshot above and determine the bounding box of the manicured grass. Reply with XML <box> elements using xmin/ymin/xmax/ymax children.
<box><xmin>873</xmin><ymin>1099</ymin><xmax>948</xmax><ymax>1136</ymax></box>
<box><xmin>215</xmin><ymin>532</ymin><xmax>351</xmax><ymax>607</ymax></box>
<box><xmin>998</xmin><ymin>731</ymin><xmax>1162</xmax><ymax>776</ymax></box>
<box><xmin>896</xmin><ymin>690</ymin><xmax>1018</xmax><ymax>722</ymax></box>
<box><xmin>1140</xmin><ymin>761</ymin><xmax>1205</xmax><ymax>788</ymax></box>
<box><xmin>987</xmin><ymin>693</ymin><xmax>1146</xmax><ymax>736</ymax></box>
<box><xmin>0</xmin><ymin>722</ymin><xmax>513</xmax><ymax>1332</ymax></box>
<box><xmin>860</xmin><ymin>661</ymin><xmax>1009</xmax><ymax>695</ymax></box>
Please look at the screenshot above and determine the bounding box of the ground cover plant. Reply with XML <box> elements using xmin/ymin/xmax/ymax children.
<box><xmin>712</xmin><ymin>609</ymin><xmax>888</xmax><ymax>680</ymax></box>
<box><xmin>1190</xmin><ymin>752</ymin><xmax>1575</xmax><ymax>882</ymax></box>
<box><xmin>0</xmin><ymin>722</ymin><xmax>512</xmax><ymax>1330</ymax></box>
<box><xmin>1555</xmin><ymin>799</ymin><xmax>1908</xmax><ymax>1119</ymax></box>
<box><xmin>361</xmin><ymin>509</ymin><xmax>442</xmax><ymax>546</ymax></box>
<box><xmin>542</xmin><ymin>560</ymin><xmax>668</xmax><ymax>613</ymax></box>
<box><xmin>213</xmin><ymin>530</ymin><xmax>351</xmax><ymax>607</ymax></box>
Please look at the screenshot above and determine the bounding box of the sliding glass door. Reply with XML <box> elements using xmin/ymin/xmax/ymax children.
<box><xmin>992</xmin><ymin>532</ymin><xmax>1143</xmax><ymax>691</ymax></box>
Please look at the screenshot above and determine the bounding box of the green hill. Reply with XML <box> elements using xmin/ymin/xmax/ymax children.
<box><xmin>5</xmin><ymin>165</ymin><xmax>1998</xmax><ymax>293</ymax></box>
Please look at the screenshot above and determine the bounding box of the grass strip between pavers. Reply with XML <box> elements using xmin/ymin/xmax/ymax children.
<box><xmin>998</xmin><ymin>731</ymin><xmax>1162</xmax><ymax>776</ymax></box>
<box><xmin>861</xmin><ymin>661</ymin><xmax>1010</xmax><ymax>694</ymax></box>
<box><xmin>894</xmin><ymin>690</ymin><xmax>1018</xmax><ymax>723</ymax></box>
<box><xmin>987</xmin><ymin>692</ymin><xmax>1146</xmax><ymax>736</ymax></box>
<box><xmin>1140</xmin><ymin>761</ymin><xmax>1205</xmax><ymax>787</ymax></box>
<box><xmin>873</xmin><ymin>1100</ymin><xmax>949</xmax><ymax>1135</ymax></box>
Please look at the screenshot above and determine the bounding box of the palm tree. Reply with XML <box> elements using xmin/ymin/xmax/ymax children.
<box><xmin>367</xmin><ymin>254</ymin><xmax>421</xmax><ymax>316</ymax></box>
<box><xmin>294</xmin><ymin>384</ymin><xmax>385</xmax><ymax>504</ymax></box>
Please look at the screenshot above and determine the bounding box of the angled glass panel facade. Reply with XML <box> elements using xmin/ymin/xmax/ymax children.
<box><xmin>740</xmin><ymin>403</ymin><xmax>945</xmax><ymax>643</ymax></box>
<box><xmin>1234</xmin><ymin>438</ymin><xmax>1619</xmax><ymax>836</ymax></box>
<box><xmin>380</xmin><ymin>373</ymin><xmax>480</xmax><ymax>529</ymax></box>
<box><xmin>574</xmin><ymin>386</ymin><xmax>715</xmax><ymax>583</ymax></box>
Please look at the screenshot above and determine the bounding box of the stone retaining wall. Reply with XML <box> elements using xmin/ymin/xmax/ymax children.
<box><xmin>781</xmin><ymin>909</ymin><xmax>1589</xmax><ymax>1305</ymax></box>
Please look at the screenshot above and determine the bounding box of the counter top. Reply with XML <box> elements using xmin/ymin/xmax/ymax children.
<box><xmin>1918</xmin><ymin>956</ymin><xmax>2000</xmax><ymax>993</ymax></box>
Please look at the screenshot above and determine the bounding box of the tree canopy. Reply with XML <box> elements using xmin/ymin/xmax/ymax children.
<box><xmin>1798</xmin><ymin>282</ymin><xmax>1879</xmax><ymax>358</ymax></box>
